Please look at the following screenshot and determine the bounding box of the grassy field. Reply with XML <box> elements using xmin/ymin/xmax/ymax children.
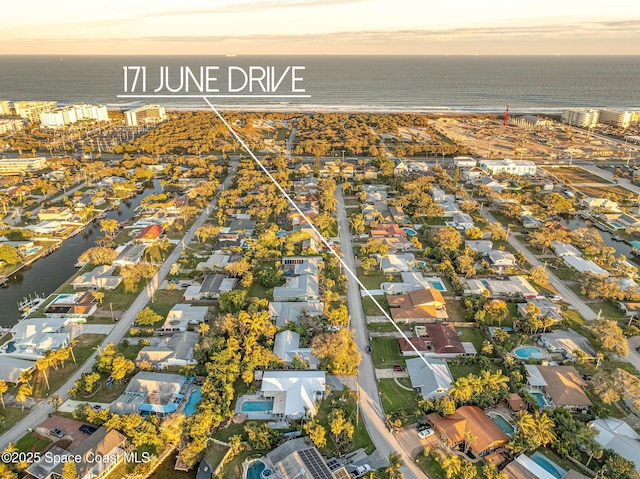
<box><xmin>586</xmin><ymin>300</ymin><xmax>626</xmax><ymax>320</ymax></box>
<box><xmin>368</xmin><ymin>322</ymin><xmax>412</xmax><ymax>333</ymax></box>
<box><xmin>415</xmin><ymin>451</ymin><xmax>487</xmax><ymax>479</ymax></box>
<box><xmin>379</xmin><ymin>378</ymin><xmax>420</xmax><ymax>424</ymax></box>
<box><xmin>543</xmin><ymin>166</ymin><xmax>612</xmax><ymax>185</ymax></box>
<box><xmin>448</xmin><ymin>359</ymin><xmax>501</xmax><ymax>379</ymax></box>
<box><xmin>102</xmin><ymin>282</ymin><xmax>145</xmax><ymax>312</ymax></box>
<box><xmin>357</xmin><ymin>267</ymin><xmax>388</xmax><ymax>290</ymax></box>
<box><xmin>371</xmin><ymin>337</ymin><xmax>406</xmax><ymax>368</ymax></box>
<box><xmin>456</xmin><ymin>327</ymin><xmax>487</xmax><ymax>354</ymax></box>
<box><xmin>148</xmin><ymin>289</ymin><xmax>185</xmax><ymax>319</ymax></box>
<box><xmin>579</xmin><ymin>185</ymin><xmax>635</xmax><ymax>200</ymax></box>
<box><xmin>362</xmin><ymin>295</ymin><xmax>388</xmax><ymax>316</ymax></box>
<box><xmin>15</xmin><ymin>432</ymin><xmax>52</xmax><ymax>453</ymax></box>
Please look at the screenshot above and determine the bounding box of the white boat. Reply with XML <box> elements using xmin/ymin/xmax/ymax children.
<box><xmin>18</xmin><ymin>295</ymin><xmax>47</xmax><ymax>318</ymax></box>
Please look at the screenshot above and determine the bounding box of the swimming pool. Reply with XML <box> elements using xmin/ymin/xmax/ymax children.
<box><xmin>426</xmin><ymin>278</ymin><xmax>446</xmax><ymax>291</ymax></box>
<box><xmin>23</xmin><ymin>246</ymin><xmax>41</xmax><ymax>256</ymax></box>
<box><xmin>246</xmin><ymin>460</ymin><xmax>266</xmax><ymax>479</ymax></box>
<box><xmin>241</xmin><ymin>400</ymin><xmax>274</xmax><ymax>413</ymax></box>
<box><xmin>402</xmin><ymin>227</ymin><xmax>417</xmax><ymax>236</ymax></box>
<box><xmin>514</xmin><ymin>346</ymin><xmax>544</xmax><ymax>359</ymax></box>
<box><xmin>530</xmin><ymin>452</ymin><xmax>565</xmax><ymax>479</ymax></box>
<box><xmin>488</xmin><ymin>412</ymin><xmax>515</xmax><ymax>436</ymax></box>
<box><xmin>531</xmin><ymin>391</ymin><xmax>549</xmax><ymax>407</ymax></box>
<box><xmin>183</xmin><ymin>387</ymin><xmax>201</xmax><ymax>416</ymax></box>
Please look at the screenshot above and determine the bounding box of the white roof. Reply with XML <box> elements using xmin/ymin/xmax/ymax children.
<box><xmin>272</xmin><ymin>274</ymin><xmax>319</xmax><ymax>301</ymax></box>
<box><xmin>0</xmin><ymin>357</ymin><xmax>35</xmax><ymax>383</ymax></box>
<box><xmin>162</xmin><ymin>304</ymin><xmax>208</xmax><ymax>330</ymax></box>
<box><xmin>525</xmin><ymin>364</ymin><xmax>548</xmax><ymax>387</ymax></box>
<box><xmin>268</xmin><ymin>301</ymin><xmax>324</xmax><ymax>327</ymax></box>
<box><xmin>514</xmin><ymin>455</ymin><xmax>559</xmax><ymax>479</ymax></box>
<box><xmin>551</xmin><ymin>241</ymin><xmax>581</xmax><ymax>257</ymax></box>
<box><xmin>273</xmin><ymin>331</ymin><xmax>319</xmax><ymax>369</ymax></box>
<box><xmin>563</xmin><ymin>255</ymin><xmax>609</xmax><ymax>276</ymax></box>
<box><xmin>592</xmin><ymin>418</ymin><xmax>640</xmax><ymax>471</ymax></box>
<box><xmin>261</xmin><ymin>371</ymin><xmax>325</xmax><ymax>417</ymax></box>
<box><xmin>485</xmin><ymin>276</ymin><xmax>537</xmax><ymax>296</ymax></box>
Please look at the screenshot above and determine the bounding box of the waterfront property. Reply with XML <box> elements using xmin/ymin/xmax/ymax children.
<box><xmin>5</xmin><ymin>317</ymin><xmax>69</xmax><ymax>359</ymax></box>
<box><xmin>525</xmin><ymin>365</ymin><xmax>592</xmax><ymax>410</ymax></box>
<box><xmin>71</xmin><ymin>265</ymin><xmax>123</xmax><ymax>291</ymax></box>
<box><xmin>44</xmin><ymin>291</ymin><xmax>97</xmax><ymax>320</ymax></box>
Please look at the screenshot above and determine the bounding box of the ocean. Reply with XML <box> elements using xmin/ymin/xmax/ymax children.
<box><xmin>1</xmin><ymin>55</ymin><xmax>639</xmax><ymax>113</ymax></box>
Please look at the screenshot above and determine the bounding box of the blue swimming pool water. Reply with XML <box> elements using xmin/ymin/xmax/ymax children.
<box><xmin>531</xmin><ymin>453</ymin><xmax>564</xmax><ymax>479</ymax></box>
<box><xmin>488</xmin><ymin>413</ymin><xmax>515</xmax><ymax>436</ymax></box>
<box><xmin>246</xmin><ymin>461</ymin><xmax>266</xmax><ymax>479</ymax></box>
<box><xmin>531</xmin><ymin>392</ymin><xmax>548</xmax><ymax>407</ymax></box>
<box><xmin>184</xmin><ymin>387</ymin><xmax>201</xmax><ymax>416</ymax></box>
<box><xmin>23</xmin><ymin>246</ymin><xmax>41</xmax><ymax>256</ymax></box>
<box><xmin>241</xmin><ymin>400</ymin><xmax>274</xmax><ymax>412</ymax></box>
<box><xmin>427</xmin><ymin>279</ymin><xmax>446</xmax><ymax>291</ymax></box>
<box><xmin>514</xmin><ymin>346</ymin><xmax>543</xmax><ymax>359</ymax></box>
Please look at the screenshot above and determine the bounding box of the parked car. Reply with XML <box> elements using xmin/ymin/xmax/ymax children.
<box><xmin>79</xmin><ymin>424</ymin><xmax>98</xmax><ymax>435</ymax></box>
<box><xmin>418</xmin><ymin>428</ymin><xmax>434</xmax><ymax>439</ymax></box>
<box><xmin>416</xmin><ymin>423</ymin><xmax>430</xmax><ymax>431</ymax></box>
<box><xmin>353</xmin><ymin>464</ymin><xmax>371</xmax><ymax>477</ymax></box>
<box><xmin>393</xmin><ymin>366</ymin><xmax>405</xmax><ymax>372</ymax></box>
<box><xmin>49</xmin><ymin>428</ymin><xmax>65</xmax><ymax>438</ymax></box>
<box><xmin>365</xmin><ymin>345</ymin><xmax>372</xmax><ymax>353</ymax></box>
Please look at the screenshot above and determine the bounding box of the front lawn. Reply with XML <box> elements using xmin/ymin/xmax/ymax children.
<box><xmin>371</xmin><ymin>337</ymin><xmax>406</xmax><ymax>368</ymax></box>
<box><xmin>362</xmin><ymin>295</ymin><xmax>388</xmax><ymax>316</ymax></box>
<box><xmin>379</xmin><ymin>378</ymin><xmax>420</xmax><ymax>423</ymax></box>
<box><xmin>148</xmin><ymin>289</ymin><xmax>185</xmax><ymax>318</ymax></box>
<box><xmin>15</xmin><ymin>432</ymin><xmax>52</xmax><ymax>453</ymax></box>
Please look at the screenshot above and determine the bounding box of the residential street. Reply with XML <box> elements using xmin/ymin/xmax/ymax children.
<box><xmin>336</xmin><ymin>185</ymin><xmax>427</xmax><ymax>479</ymax></box>
<box><xmin>478</xmin><ymin>208</ymin><xmax>597</xmax><ymax>321</ymax></box>
<box><xmin>0</xmin><ymin>158</ymin><xmax>239</xmax><ymax>451</ymax></box>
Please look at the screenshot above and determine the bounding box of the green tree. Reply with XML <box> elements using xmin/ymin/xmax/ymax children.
<box><xmin>311</xmin><ymin>329</ymin><xmax>361</xmax><ymax>375</ymax></box>
<box><xmin>219</xmin><ymin>290</ymin><xmax>248</xmax><ymax>313</ymax></box>
<box><xmin>99</xmin><ymin>218</ymin><xmax>119</xmax><ymax>237</ymax></box>
<box><xmin>110</xmin><ymin>355</ymin><xmax>135</xmax><ymax>383</ymax></box>
<box><xmin>386</xmin><ymin>452</ymin><xmax>405</xmax><ymax>479</ymax></box>
<box><xmin>589</xmin><ymin>319</ymin><xmax>629</xmax><ymax>356</ymax></box>
<box><xmin>0</xmin><ymin>245</ymin><xmax>20</xmax><ymax>265</ymax></box>
<box><xmin>77</xmin><ymin>246</ymin><xmax>117</xmax><ymax>265</ymax></box>
<box><xmin>329</xmin><ymin>408</ymin><xmax>354</xmax><ymax>452</ymax></box>
<box><xmin>303</xmin><ymin>419</ymin><xmax>327</xmax><ymax>449</ymax></box>
<box><xmin>0</xmin><ymin>381</ymin><xmax>7</xmax><ymax>409</ymax></box>
<box><xmin>61</xmin><ymin>461</ymin><xmax>78</xmax><ymax>479</ymax></box>
<box><xmin>16</xmin><ymin>383</ymin><xmax>32</xmax><ymax>412</ymax></box>
<box><xmin>136</xmin><ymin>306</ymin><xmax>162</xmax><ymax>326</ymax></box>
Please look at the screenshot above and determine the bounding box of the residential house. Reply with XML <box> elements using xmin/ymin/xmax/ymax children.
<box><xmin>370</xmin><ymin>223</ymin><xmax>407</xmax><ymax>239</ymax></box>
<box><xmin>160</xmin><ymin>304</ymin><xmax>209</xmax><ymax>332</ymax></box>
<box><xmin>465</xmin><ymin>240</ymin><xmax>494</xmax><ymax>254</ymax></box>
<box><xmin>266</xmin><ymin>437</ymin><xmax>348</xmax><ymax>479</ymax></box>
<box><xmin>551</xmin><ymin>241</ymin><xmax>581</xmax><ymax>257</ymax></box>
<box><xmin>268</xmin><ymin>301</ymin><xmax>324</xmax><ymax>328</ymax></box>
<box><xmin>196</xmin><ymin>253</ymin><xmax>232</xmax><ymax>272</ymax></box>
<box><xmin>464</xmin><ymin>166</ymin><xmax>485</xmax><ymax>181</ymax></box>
<box><xmin>461</xmin><ymin>279</ymin><xmax>489</xmax><ymax>296</ymax></box>
<box><xmin>378</xmin><ymin>236</ymin><xmax>414</xmax><ymax>253</ymax></box>
<box><xmin>273</xmin><ymin>331</ymin><xmax>319</xmax><ymax>369</ymax></box>
<box><xmin>282</xmin><ymin>256</ymin><xmax>323</xmax><ymax>276</ymax></box>
<box><xmin>379</xmin><ymin>253</ymin><xmax>415</xmax><ymax>274</ymax></box>
<box><xmin>71</xmin><ymin>265</ymin><xmax>122</xmax><ymax>290</ymax></box>
<box><xmin>398</xmin><ymin>324</ymin><xmax>473</xmax><ymax>358</ymax></box>
<box><xmin>113</xmin><ymin>243</ymin><xmax>147</xmax><ymax>266</ymax></box>
<box><xmin>619</xmin><ymin>302</ymin><xmax>640</xmax><ymax>317</ymax></box>
<box><xmin>488</xmin><ymin>250</ymin><xmax>518</xmax><ymax>272</ymax></box>
<box><xmin>362</xmin><ymin>201</ymin><xmax>392</xmax><ymax>224</ymax></box>
<box><xmin>135</xmin><ymin>331</ymin><xmax>199</xmax><ymax>370</ymax></box>
<box><xmin>259</xmin><ymin>370</ymin><xmax>326</xmax><ymax>419</ymax></box>
<box><xmin>388</xmin><ymin>287</ymin><xmax>448</xmax><ymax>322</ymax></box>
<box><xmin>5</xmin><ymin>317</ymin><xmax>69</xmax><ymax>359</ymax></box>
<box><xmin>227</xmin><ymin>219</ymin><xmax>256</xmax><ymax>237</ymax></box>
<box><xmin>483</xmin><ymin>276</ymin><xmax>538</xmax><ymax>298</ymax></box>
<box><xmin>0</xmin><ymin>357</ymin><xmax>36</xmax><ymax>383</ymax></box>
<box><xmin>431</xmin><ymin>187</ymin><xmax>448</xmax><ymax>204</ymax></box>
<box><xmin>405</xmin><ymin>357</ymin><xmax>454</xmax><ymax>400</ymax></box>
<box><xmin>37</xmin><ymin>206</ymin><xmax>75</xmax><ymax>222</ymax></box>
<box><xmin>44</xmin><ymin>291</ymin><xmax>97</xmax><ymax>320</ymax></box>
<box><xmin>134</xmin><ymin>224</ymin><xmax>163</xmax><ymax>243</ymax></box>
<box><xmin>287</xmin><ymin>201</ymin><xmax>319</xmax><ymax>225</ymax></box>
<box><xmin>537</xmin><ymin>329</ymin><xmax>596</xmax><ymax>360</ymax></box>
<box><xmin>183</xmin><ymin>274</ymin><xmax>236</xmax><ymax>301</ymax></box>
<box><xmin>450</xmin><ymin>213</ymin><xmax>474</xmax><ymax>230</ymax></box>
<box><xmin>581</xmin><ymin>197</ymin><xmax>618</xmax><ymax>211</ymax></box>
<box><xmin>525</xmin><ymin>365</ymin><xmax>592</xmax><ymax>410</ymax></box>
<box><xmin>382</xmin><ymin>272</ymin><xmax>439</xmax><ymax>295</ymax></box>
<box><xmin>521</xmin><ymin>216</ymin><xmax>542</xmax><ymax>229</ymax></box>
<box><xmin>427</xmin><ymin>406</ymin><xmax>510</xmax><ymax>456</ymax></box>
<box><xmin>389</xmin><ymin>206</ymin><xmax>409</xmax><ymax>225</ymax></box>
<box><xmin>27</xmin><ymin>427</ymin><xmax>127</xmax><ymax>479</ymax></box>
<box><xmin>591</xmin><ymin>417</ymin><xmax>640</xmax><ymax>472</ymax></box>
<box><xmin>563</xmin><ymin>255</ymin><xmax>610</xmax><ymax>277</ymax></box>
<box><xmin>517</xmin><ymin>298</ymin><xmax>563</xmax><ymax>322</ymax></box>
<box><xmin>110</xmin><ymin>371</ymin><xmax>190</xmax><ymax>416</ymax></box>
<box><xmin>273</xmin><ymin>275</ymin><xmax>319</xmax><ymax>302</ymax></box>
<box><xmin>361</xmin><ymin>184</ymin><xmax>388</xmax><ymax>202</ymax></box>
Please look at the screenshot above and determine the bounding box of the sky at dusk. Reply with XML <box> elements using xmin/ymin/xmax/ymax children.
<box><xmin>2</xmin><ymin>0</ymin><xmax>640</xmax><ymax>55</ymax></box>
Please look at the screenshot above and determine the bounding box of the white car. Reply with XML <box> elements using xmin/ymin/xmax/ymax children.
<box><xmin>353</xmin><ymin>464</ymin><xmax>371</xmax><ymax>477</ymax></box>
<box><xmin>418</xmin><ymin>428</ymin><xmax>434</xmax><ymax>439</ymax></box>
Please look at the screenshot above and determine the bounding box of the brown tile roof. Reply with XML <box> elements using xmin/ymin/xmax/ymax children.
<box><xmin>427</xmin><ymin>406</ymin><xmax>510</xmax><ymax>455</ymax></box>
<box><xmin>391</xmin><ymin>305</ymin><xmax>438</xmax><ymax>321</ymax></box>
<box><xmin>537</xmin><ymin>365</ymin><xmax>592</xmax><ymax>407</ymax></box>
<box><xmin>507</xmin><ymin>393</ymin><xmax>526</xmax><ymax>412</ymax></box>
<box><xmin>388</xmin><ymin>288</ymin><xmax>445</xmax><ymax>308</ymax></box>
<box><xmin>370</xmin><ymin>223</ymin><xmax>407</xmax><ymax>238</ymax></box>
<box><xmin>398</xmin><ymin>324</ymin><xmax>465</xmax><ymax>354</ymax></box>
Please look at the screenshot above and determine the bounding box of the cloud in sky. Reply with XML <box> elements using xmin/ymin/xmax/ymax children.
<box><xmin>1</xmin><ymin>1</ymin><xmax>639</xmax><ymax>54</ymax></box>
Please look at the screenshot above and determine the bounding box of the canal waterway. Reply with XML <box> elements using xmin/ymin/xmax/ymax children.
<box><xmin>563</xmin><ymin>216</ymin><xmax>635</xmax><ymax>259</ymax></box>
<box><xmin>0</xmin><ymin>181</ymin><xmax>162</xmax><ymax>327</ymax></box>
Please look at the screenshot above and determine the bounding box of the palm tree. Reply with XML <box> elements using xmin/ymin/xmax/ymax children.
<box><xmin>532</xmin><ymin>411</ymin><xmax>556</xmax><ymax>448</ymax></box>
<box><xmin>18</xmin><ymin>369</ymin><xmax>32</xmax><ymax>388</ymax></box>
<box><xmin>36</xmin><ymin>356</ymin><xmax>51</xmax><ymax>390</ymax></box>
<box><xmin>464</xmin><ymin>430</ymin><xmax>478</xmax><ymax>454</ymax></box>
<box><xmin>0</xmin><ymin>381</ymin><xmax>7</xmax><ymax>409</ymax></box>
<box><xmin>48</xmin><ymin>394</ymin><xmax>62</xmax><ymax>413</ymax></box>
<box><xmin>16</xmin><ymin>384</ymin><xmax>32</xmax><ymax>412</ymax></box>
<box><xmin>93</xmin><ymin>291</ymin><xmax>104</xmax><ymax>306</ymax></box>
<box><xmin>67</xmin><ymin>339</ymin><xmax>78</xmax><ymax>364</ymax></box>
<box><xmin>386</xmin><ymin>452</ymin><xmax>405</xmax><ymax>479</ymax></box>
<box><xmin>449</xmin><ymin>377</ymin><xmax>473</xmax><ymax>404</ymax></box>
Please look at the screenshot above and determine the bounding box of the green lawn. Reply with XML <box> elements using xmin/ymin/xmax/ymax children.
<box><xmin>362</xmin><ymin>295</ymin><xmax>388</xmax><ymax>316</ymax></box>
<box><xmin>148</xmin><ymin>289</ymin><xmax>185</xmax><ymax>319</ymax></box>
<box><xmin>204</xmin><ymin>442</ymin><xmax>230</xmax><ymax>473</ymax></box>
<box><xmin>150</xmin><ymin>450</ymin><xmax>197</xmax><ymax>479</ymax></box>
<box><xmin>448</xmin><ymin>359</ymin><xmax>501</xmax><ymax>379</ymax></box>
<box><xmin>368</xmin><ymin>322</ymin><xmax>412</xmax><ymax>333</ymax></box>
<box><xmin>15</xmin><ymin>432</ymin><xmax>52</xmax><ymax>453</ymax></box>
<box><xmin>247</xmin><ymin>280</ymin><xmax>270</xmax><ymax>300</ymax></box>
<box><xmin>32</xmin><ymin>334</ymin><xmax>105</xmax><ymax>398</ymax></box>
<box><xmin>0</xmin><ymin>406</ymin><xmax>34</xmax><ymax>435</ymax></box>
<box><xmin>222</xmin><ymin>450</ymin><xmax>258</xmax><ymax>479</ymax></box>
<box><xmin>445</xmin><ymin>298</ymin><xmax>467</xmax><ymax>322</ymax></box>
<box><xmin>356</xmin><ymin>267</ymin><xmax>388</xmax><ymax>290</ymax></box>
<box><xmin>456</xmin><ymin>327</ymin><xmax>487</xmax><ymax>354</ymax></box>
<box><xmin>416</xmin><ymin>450</ymin><xmax>487</xmax><ymax>479</ymax></box>
<box><xmin>379</xmin><ymin>378</ymin><xmax>420</xmax><ymax>422</ymax></box>
<box><xmin>587</xmin><ymin>300</ymin><xmax>626</xmax><ymax>320</ymax></box>
<box><xmin>371</xmin><ymin>337</ymin><xmax>406</xmax><ymax>368</ymax></box>
<box><xmin>102</xmin><ymin>282</ymin><xmax>145</xmax><ymax>312</ymax></box>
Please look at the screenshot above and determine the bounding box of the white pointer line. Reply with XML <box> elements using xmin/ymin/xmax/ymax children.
<box><xmin>202</xmin><ymin>96</ymin><xmax>435</xmax><ymax>366</ymax></box>
<box><xmin>117</xmin><ymin>94</ymin><xmax>311</xmax><ymax>98</ymax></box>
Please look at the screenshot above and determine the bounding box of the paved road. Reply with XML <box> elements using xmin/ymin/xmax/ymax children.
<box><xmin>577</xmin><ymin>163</ymin><xmax>640</xmax><ymax>196</ymax></box>
<box><xmin>479</xmin><ymin>208</ymin><xmax>597</xmax><ymax>321</ymax></box>
<box><xmin>0</xmin><ymin>158</ymin><xmax>239</xmax><ymax>451</ymax></box>
<box><xmin>286</xmin><ymin>126</ymin><xmax>297</xmax><ymax>156</ymax></box>
<box><xmin>625</xmin><ymin>336</ymin><xmax>640</xmax><ymax>373</ymax></box>
<box><xmin>336</xmin><ymin>185</ymin><xmax>427</xmax><ymax>479</ymax></box>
